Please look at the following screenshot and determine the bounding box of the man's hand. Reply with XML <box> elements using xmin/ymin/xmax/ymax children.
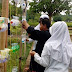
<box><xmin>0</xmin><ymin>27</ymin><xmax>2</xmax><ymax>30</ymax></box>
<box><xmin>22</xmin><ymin>20</ymin><xmax>30</xmax><ymax>30</ymax></box>
<box><xmin>30</xmin><ymin>51</ymin><xmax>36</xmax><ymax>56</ymax></box>
<box><xmin>26</xmin><ymin>38</ymin><xmax>29</xmax><ymax>41</ymax></box>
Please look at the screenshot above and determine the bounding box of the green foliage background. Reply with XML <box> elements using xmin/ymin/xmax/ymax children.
<box><xmin>0</xmin><ymin>0</ymin><xmax>72</xmax><ymax>71</ymax></box>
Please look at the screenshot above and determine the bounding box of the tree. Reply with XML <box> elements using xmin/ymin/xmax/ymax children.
<box><xmin>29</xmin><ymin>0</ymin><xmax>72</xmax><ymax>23</ymax></box>
<box><xmin>27</xmin><ymin>9</ymin><xmax>41</xmax><ymax>26</ymax></box>
<box><xmin>65</xmin><ymin>15</ymin><xmax>72</xmax><ymax>22</ymax></box>
<box><xmin>53</xmin><ymin>15</ymin><xmax>62</xmax><ymax>22</ymax></box>
<box><xmin>9</xmin><ymin>0</ymin><xmax>22</xmax><ymax>19</ymax></box>
<box><xmin>27</xmin><ymin>9</ymin><xmax>41</xmax><ymax>21</ymax></box>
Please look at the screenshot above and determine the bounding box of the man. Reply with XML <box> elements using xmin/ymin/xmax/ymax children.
<box><xmin>22</xmin><ymin>15</ymin><xmax>51</xmax><ymax>72</ymax></box>
<box><xmin>26</xmin><ymin>24</ymin><xmax>40</xmax><ymax>50</ymax></box>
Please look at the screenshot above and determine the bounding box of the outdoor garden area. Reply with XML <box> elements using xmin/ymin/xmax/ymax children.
<box><xmin>0</xmin><ymin>0</ymin><xmax>72</xmax><ymax>72</ymax></box>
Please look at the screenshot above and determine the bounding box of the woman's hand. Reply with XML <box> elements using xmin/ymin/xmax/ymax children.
<box><xmin>30</xmin><ymin>51</ymin><xmax>36</xmax><ymax>56</ymax></box>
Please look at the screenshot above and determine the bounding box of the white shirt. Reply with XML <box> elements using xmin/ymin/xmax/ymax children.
<box><xmin>34</xmin><ymin>21</ymin><xmax>72</xmax><ymax>72</ymax></box>
<box><xmin>34</xmin><ymin>44</ymin><xmax>69</xmax><ymax>72</ymax></box>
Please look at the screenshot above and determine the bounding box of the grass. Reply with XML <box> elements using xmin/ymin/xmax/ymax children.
<box><xmin>7</xmin><ymin>43</ymin><xmax>32</xmax><ymax>72</ymax></box>
<box><xmin>66</xmin><ymin>22</ymin><xmax>72</xmax><ymax>27</ymax></box>
<box><xmin>69</xmin><ymin>30</ymin><xmax>72</xmax><ymax>35</ymax></box>
<box><xmin>7</xmin><ymin>37</ymin><xmax>32</xmax><ymax>72</ymax></box>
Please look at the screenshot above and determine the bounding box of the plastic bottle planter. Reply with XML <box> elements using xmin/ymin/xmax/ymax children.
<box><xmin>0</xmin><ymin>57</ymin><xmax>7</xmax><ymax>63</ymax></box>
<box><xmin>14</xmin><ymin>0</ymin><xmax>20</xmax><ymax>4</ymax></box>
<box><xmin>22</xmin><ymin>38</ymin><xmax>26</xmax><ymax>43</ymax></box>
<box><xmin>21</xmin><ymin>34</ymin><xmax>26</xmax><ymax>43</ymax></box>
<box><xmin>11</xmin><ymin>45</ymin><xmax>20</xmax><ymax>52</ymax></box>
<box><xmin>12</xmin><ymin>66</ymin><xmax>18</xmax><ymax>72</ymax></box>
<box><xmin>21</xmin><ymin>3</ymin><xmax>26</xmax><ymax>10</ymax></box>
<box><xmin>10</xmin><ymin>19</ymin><xmax>20</xmax><ymax>26</ymax></box>
<box><xmin>0</xmin><ymin>54</ymin><xmax>7</xmax><ymax>63</ymax></box>
<box><xmin>13</xmin><ymin>16</ymin><xmax>19</xmax><ymax>20</ymax></box>
<box><xmin>0</xmin><ymin>48</ymin><xmax>11</xmax><ymax>63</ymax></box>
<box><xmin>0</xmin><ymin>53</ymin><xmax>6</xmax><ymax>63</ymax></box>
<box><xmin>0</xmin><ymin>20</ymin><xmax>4</xmax><ymax>24</ymax></box>
<box><xmin>0</xmin><ymin>17</ymin><xmax>5</xmax><ymax>26</ymax></box>
<box><xmin>11</xmin><ymin>43</ymin><xmax>18</xmax><ymax>46</ymax></box>
<box><xmin>0</xmin><ymin>24</ymin><xmax>8</xmax><ymax>32</ymax></box>
<box><xmin>0</xmin><ymin>17</ymin><xmax>8</xmax><ymax>32</ymax></box>
<box><xmin>11</xmin><ymin>43</ymin><xmax>20</xmax><ymax>52</ymax></box>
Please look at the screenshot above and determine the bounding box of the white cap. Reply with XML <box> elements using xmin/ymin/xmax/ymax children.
<box><xmin>40</xmin><ymin>15</ymin><xmax>49</xmax><ymax>19</ymax></box>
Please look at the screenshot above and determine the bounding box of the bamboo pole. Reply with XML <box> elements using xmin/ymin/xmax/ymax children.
<box><xmin>0</xmin><ymin>63</ymin><xmax>4</xmax><ymax>72</ymax></box>
<box><xmin>23</xmin><ymin>0</ymin><xmax>27</xmax><ymax>59</ymax></box>
<box><xmin>0</xmin><ymin>0</ymin><xmax>9</xmax><ymax>72</ymax></box>
<box><xmin>2</xmin><ymin>0</ymin><xmax>9</xmax><ymax>49</ymax></box>
<box><xmin>19</xmin><ymin>1</ymin><xmax>23</xmax><ymax>71</ymax></box>
<box><xmin>9</xmin><ymin>2</ymin><xmax>12</xmax><ymax>72</ymax></box>
<box><xmin>19</xmin><ymin>0</ymin><xmax>27</xmax><ymax>72</ymax></box>
<box><xmin>19</xmin><ymin>27</ymin><xmax>23</xmax><ymax>72</ymax></box>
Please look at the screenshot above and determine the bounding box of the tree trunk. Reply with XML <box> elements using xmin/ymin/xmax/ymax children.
<box><xmin>49</xmin><ymin>15</ymin><xmax>52</xmax><ymax>24</ymax></box>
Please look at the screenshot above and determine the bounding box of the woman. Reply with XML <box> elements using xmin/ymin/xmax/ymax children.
<box><xmin>30</xmin><ymin>21</ymin><xmax>72</xmax><ymax>72</ymax></box>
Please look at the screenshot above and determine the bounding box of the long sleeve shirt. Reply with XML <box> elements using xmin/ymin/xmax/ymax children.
<box><xmin>27</xmin><ymin>26</ymin><xmax>51</xmax><ymax>55</ymax></box>
<box><xmin>26</xmin><ymin>26</ymin><xmax>51</xmax><ymax>72</ymax></box>
<box><xmin>34</xmin><ymin>44</ymin><xmax>69</xmax><ymax>72</ymax></box>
